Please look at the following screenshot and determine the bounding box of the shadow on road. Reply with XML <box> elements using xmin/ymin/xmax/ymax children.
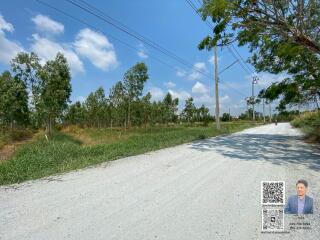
<box><xmin>189</xmin><ymin>134</ymin><xmax>320</xmax><ymax>171</ymax></box>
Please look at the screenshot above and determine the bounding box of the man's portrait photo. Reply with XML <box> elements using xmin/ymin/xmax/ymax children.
<box><xmin>284</xmin><ymin>179</ymin><xmax>313</xmax><ymax>214</ymax></box>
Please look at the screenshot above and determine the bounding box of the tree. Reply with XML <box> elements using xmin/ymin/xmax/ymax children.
<box><xmin>149</xmin><ymin>100</ymin><xmax>163</xmax><ymax>125</ymax></box>
<box><xmin>123</xmin><ymin>62</ymin><xmax>149</xmax><ymax>128</ymax></box>
<box><xmin>11</xmin><ymin>52</ymin><xmax>42</xmax><ymax>126</ymax></box>
<box><xmin>65</xmin><ymin>101</ymin><xmax>85</xmax><ymax>126</ymax></box>
<box><xmin>140</xmin><ymin>92</ymin><xmax>152</xmax><ymax>127</ymax></box>
<box><xmin>221</xmin><ymin>112</ymin><xmax>231</xmax><ymax>122</ymax></box>
<box><xmin>198</xmin><ymin>0</ymin><xmax>320</xmax><ymax>54</ymax></box>
<box><xmin>109</xmin><ymin>81</ymin><xmax>126</xmax><ymax>128</ymax></box>
<box><xmin>11</xmin><ymin>52</ymin><xmax>41</xmax><ymax>92</ymax></box>
<box><xmin>182</xmin><ymin>97</ymin><xmax>196</xmax><ymax>123</ymax></box>
<box><xmin>198</xmin><ymin>0</ymin><xmax>320</xmax><ymax>109</ymax></box>
<box><xmin>197</xmin><ymin>104</ymin><xmax>211</xmax><ymax>125</ymax></box>
<box><xmin>162</xmin><ymin>92</ymin><xmax>179</xmax><ymax>124</ymax></box>
<box><xmin>38</xmin><ymin>53</ymin><xmax>72</xmax><ymax>134</ymax></box>
<box><xmin>0</xmin><ymin>71</ymin><xmax>29</xmax><ymax>130</ymax></box>
<box><xmin>84</xmin><ymin>87</ymin><xmax>109</xmax><ymax>128</ymax></box>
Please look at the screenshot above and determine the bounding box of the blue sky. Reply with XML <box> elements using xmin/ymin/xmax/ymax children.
<box><xmin>0</xmin><ymin>0</ymin><xmax>284</xmax><ymax>115</ymax></box>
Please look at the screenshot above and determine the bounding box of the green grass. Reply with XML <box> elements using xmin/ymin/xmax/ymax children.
<box><xmin>0</xmin><ymin>122</ymin><xmax>254</xmax><ymax>185</ymax></box>
<box><xmin>291</xmin><ymin>111</ymin><xmax>320</xmax><ymax>142</ymax></box>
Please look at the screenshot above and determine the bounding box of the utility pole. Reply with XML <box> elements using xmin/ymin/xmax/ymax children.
<box><xmin>214</xmin><ymin>46</ymin><xmax>220</xmax><ymax>129</ymax></box>
<box><xmin>228</xmin><ymin>108</ymin><xmax>231</xmax><ymax>121</ymax></box>
<box><xmin>252</xmin><ymin>77</ymin><xmax>258</xmax><ymax>121</ymax></box>
<box><xmin>262</xmin><ymin>98</ymin><xmax>265</xmax><ymax>124</ymax></box>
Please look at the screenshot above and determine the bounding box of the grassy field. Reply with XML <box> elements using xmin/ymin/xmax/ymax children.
<box><xmin>291</xmin><ymin>111</ymin><xmax>320</xmax><ymax>142</ymax></box>
<box><xmin>0</xmin><ymin>122</ymin><xmax>255</xmax><ymax>185</ymax></box>
<box><xmin>0</xmin><ymin>129</ymin><xmax>33</xmax><ymax>149</ymax></box>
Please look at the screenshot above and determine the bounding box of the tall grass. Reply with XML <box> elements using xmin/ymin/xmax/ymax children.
<box><xmin>0</xmin><ymin>122</ymin><xmax>254</xmax><ymax>185</ymax></box>
<box><xmin>0</xmin><ymin>129</ymin><xmax>33</xmax><ymax>149</ymax></box>
<box><xmin>291</xmin><ymin>111</ymin><xmax>320</xmax><ymax>142</ymax></box>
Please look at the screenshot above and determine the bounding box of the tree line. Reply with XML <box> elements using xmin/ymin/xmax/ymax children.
<box><xmin>0</xmin><ymin>52</ymin><xmax>213</xmax><ymax>134</ymax></box>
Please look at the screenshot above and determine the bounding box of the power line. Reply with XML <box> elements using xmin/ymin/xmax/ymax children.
<box><xmin>36</xmin><ymin>0</ymin><xmax>245</xmax><ymax>98</ymax></box>
<box><xmin>35</xmin><ymin>0</ymin><xmax>182</xmax><ymax>73</ymax></box>
<box><xmin>218</xmin><ymin>60</ymin><xmax>239</xmax><ymax>75</ymax></box>
<box><xmin>65</xmin><ymin>0</ymin><xmax>213</xmax><ymax>79</ymax></box>
<box><xmin>191</xmin><ymin>0</ymin><xmax>259</xmax><ymax>79</ymax></box>
<box><xmin>226</xmin><ymin>45</ymin><xmax>252</xmax><ymax>75</ymax></box>
<box><xmin>193</xmin><ymin>0</ymin><xmax>264</xmax><ymax>97</ymax></box>
<box><xmin>230</xmin><ymin>44</ymin><xmax>256</xmax><ymax>75</ymax></box>
<box><xmin>185</xmin><ymin>0</ymin><xmax>247</xmax><ymax>98</ymax></box>
<box><xmin>66</xmin><ymin>0</ymin><xmax>249</xmax><ymax>98</ymax></box>
<box><xmin>185</xmin><ymin>0</ymin><xmax>214</xmax><ymax>30</ymax></box>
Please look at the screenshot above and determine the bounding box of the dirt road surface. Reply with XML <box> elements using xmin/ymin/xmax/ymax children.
<box><xmin>1</xmin><ymin>123</ymin><xmax>319</xmax><ymax>239</ymax></box>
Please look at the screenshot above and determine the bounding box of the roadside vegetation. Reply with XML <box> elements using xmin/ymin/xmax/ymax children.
<box><xmin>291</xmin><ymin>111</ymin><xmax>320</xmax><ymax>142</ymax></box>
<box><xmin>0</xmin><ymin>122</ymin><xmax>254</xmax><ymax>185</ymax></box>
<box><xmin>0</xmin><ymin>129</ymin><xmax>33</xmax><ymax>150</ymax></box>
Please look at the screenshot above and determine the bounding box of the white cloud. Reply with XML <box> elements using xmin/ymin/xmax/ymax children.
<box><xmin>168</xmin><ymin>89</ymin><xmax>191</xmax><ymax>102</ymax></box>
<box><xmin>208</xmin><ymin>54</ymin><xmax>221</xmax><ymax>65</ymax></box>
<box><xmin>188</xmin><ymin>71</ymin><xmax>202</xmax><ymax>81</ymax></box>
<box><xmin>194</xmin><ymin>94</ymin><xmax>213</xmax><ymax>105</ymax></box>
<box><xmin>75</xmin><ymin>96</ymin><xmax>86</xmax><ymax>103</ymax></box>
<box><xmin>0</xmin><ymin>15</ymin><xmax>14</xmax><ymax>32</ymax></box>
<box><xmin>220</xmin><ymin>94</ymin><xmax>230</xmax><ymax>103</ymax></box>
<box><xmin>194</xmin><ymin>62</ymin><xmax>207</xmax><ymax>71</ymax></box>
<box><xmin>148</xmin><ymin>87</ymin><xmax>164</xmax><ymax>101</ymax></box>
<box><xmin>188</xmin><ymin>62</ymin><xmax>207</xmax><ymax>81</ymax></box>
<box><xmin>137</xmin><ymin>49</ymin><xmax>148</xmax><ymax>58</ymax></box>
<box><xmin>137</xmin><ymin>43</ymin><xmax>148</xmax><ymax>59</ymax></box>
<box><xmin>74</xmin><ymin>28</ymin><xmax>118</xmax><ymax>71</ymax></box>
<box><xmin>0</xmin><ymin>15</ymin><xmax>25</xmax><ymax>65</ymax></box>
<box><xmin>193</xmin><ymin>94</ymin><xmax>229</xmax><ymax>113</ymax></box>
<box><xmin>32</xmin><ymin>14</ymin><xmax>64</xmax><ymax>35</ymax></box>
<box><xmin>164</xmin><ymin>81</ymin><xmax>176</xmax><ymax>88</ymax></box>
<box><xmin>247</xmin><ymin>72</ymin><xmax>288</xmax><ymax>88</ymax></box>
<box><xmin>219</xmin><ymin>81</ymin><xmax>244</xmax><ymax>91</ymax></box>
<box><xmin>176</xmin><ymin>63</ymin><xmax>207</xmax><ymax>80</ymax></box>
<box><xmin>0</xmin><ymin>33</ymin><xmax>24</xmax><ymax>65</ymax></box>
<box><xmin>31</xmin><ymin>34</ymin><xmax>84</xmax><ymax>74</ymax></box>
<box><xmin>192</xmin><ymin>81</ymin><xmax>208</xmax><ymax>94</ymax></box>
<box><xmin>176</xmin><ymin>68</ymin><xmax>187</xmax><ymax>77</ymax></box>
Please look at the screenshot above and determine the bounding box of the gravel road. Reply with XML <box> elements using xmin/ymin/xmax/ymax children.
<box><xmin>1</xmin><ymin>123</ymin><xmax>319</xmax><ymax>240</ymax></box>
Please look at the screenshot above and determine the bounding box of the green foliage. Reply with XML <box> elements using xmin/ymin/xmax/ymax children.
<box><xmin>162</xmin><ymin>92</ymin><xmax>179</xmax><ymax>124</ymax></box>
<box><xmin>275</xmin><ymin>110</ymin><xmax>299</xmax><ymax>122</ymax></box>
<box><xmin>64</xmin><ymin>101</ymin><xmax>86</xmax><ymax>126</ymax></box>
<box><xmin>0</xmin><ymin>71</ymin><xmax>29</xmax><ymax>129</ymax></box>
<box><xmin>198</xmin><ymin>0</ymin><xmax>320</xmax><ymax>110</ymax></box>
<box><xmin>8</xmin><ymin>52</ymin><xmax>72</xmax><ymax>133</ymax></box>
<box><xmin>0</xmin><ymin>122</ymin><xmax>253</xmax><ymax>185</ymax></box>
<box><xmin>291</xmin><ymin>111</ymin><xmax>320</xmax><ymax>142</ymax></box>
<box><xmin>123</xmin><ymin>62</ymin><xmax>149</xmax><ymax>101</ymax></box>
<box><xmin>221</xmin><ymin>112</ymin><xmax>231</xmax><ymax>122</ymax></box>
<box><xmin>109</xmin><ymin>81</ymin><xmax>127</xmax><ymax>127</ymax></box>
<box><xmin>0</xmin><ymin>129</ymin><xmax>33</xmax><ymax>150</ymax></box>
<box><xmin>37</xmin><ymin>53</ymin><xmax>72</xmax><ymax>133</ymax></box>
<box><xmin>11</xmin><ymin>52</ymin><xmax>41</xmax><ymax>91</ymax></box>
<box><xmin>182</xmin><ymin>97</ymin><xmax>196</xmax><ymax>123</ymax></box>
<box><xmin>123</xmin><ymin>62</ymin><xmax>149</xmax><ymax>127</ymax></box>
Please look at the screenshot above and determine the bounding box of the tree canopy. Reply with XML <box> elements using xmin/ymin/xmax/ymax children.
<box><xmin>198</xmin><ymin>0</ymin><xmax>320</xmax><ymax>110</ymax></box>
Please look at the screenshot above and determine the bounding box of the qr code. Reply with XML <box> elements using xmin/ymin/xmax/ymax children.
<box><xmin>261</xmin><ymin>181</ymin><xmax>285</xmax><ymax>205</ymax></box>
<box><xmin>262</xmin><ymin>209</ymin><xmax>284</xmax><ymax>231</ymax></box>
